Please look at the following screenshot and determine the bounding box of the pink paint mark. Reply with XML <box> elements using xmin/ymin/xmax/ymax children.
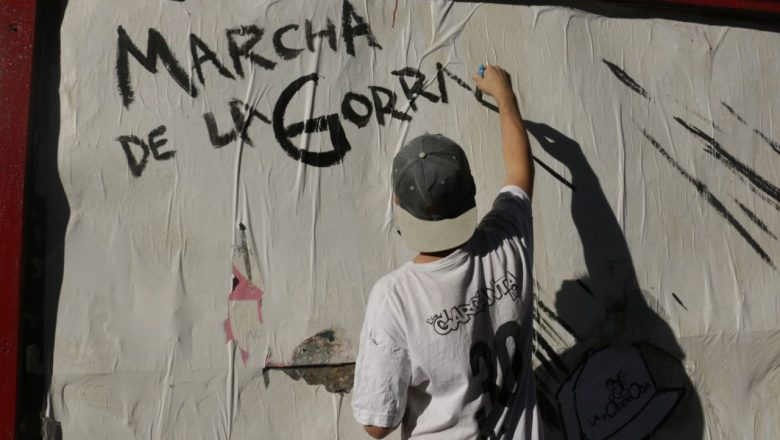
<box><xmin>392</xmin><ymin>0</ymin><xmax>399</xmax><ymax>28</ymax></box>
<box><xmin>229</xmin><ymin>265</ymin><xmax>264</xmax><ymax>322</ymax></box>
<box><xmin>223</xmin><ymin>319</ymin><xmax>235</xmax><ymax>341</ymax></box>
<box><xmin>224</xmin><ymin>265</ymin><xmax>266</xmax><ymax>365</ymax></box>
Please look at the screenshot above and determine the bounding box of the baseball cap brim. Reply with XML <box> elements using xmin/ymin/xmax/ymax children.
<box><xmin>394</xmin><ymin>206</ymin><xmax>477</xmax><ymax>253</ymax></box>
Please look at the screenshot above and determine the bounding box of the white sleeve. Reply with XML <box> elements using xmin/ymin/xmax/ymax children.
<box><xmin>351</xmin><ymin>281</ymin><xmax>411</xmax><ymax>428</ymax></box>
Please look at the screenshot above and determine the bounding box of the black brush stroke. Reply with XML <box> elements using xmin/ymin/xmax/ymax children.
<box><xmin>535</xmin><ymin>312</ymin><xmax>571</xmax><ymax>346</ymax></box>
<box><xmin>638</xmin><ymin>128</ymin><xmax>774</xmax><ymax>267</ymax></box>
<box><xmin>674</xmin><ymin>117</ymin><xmax>780</xmax><ymax>208</ymax></box>
<box><xmin>734</xmin><ymin>199</ymin><xmax>778</xmax><ymax>240</ymax></box>
<box><xmin>533</xmin><ymin>157</ymin><xmax>576</xmax><ymax>191</ymax></box>
<box><xmin>537</xmin><ymin>299</ymin><xmax>579</xmax><ymax>341</ymax></box>
<box><xmin>575</xmin><ymin>279</ymin><xmax>595</xmax><ymax>298</ymax></box>
<box><xmin>671</xmin><ymin>293</ymin><xmax>689</xmax><ymax>312</ymax></box>
<box><xmin>721</xmin><ymin>101</ymin><xmax>747</xmax><ymax>125</ymax></box>
<box><xmin>721</xmin><ymin>102</ymin><xmax>780</xmax><ymax>156</ymax></box>
<box><xmin>754</xmin><ymin>129</ymin><xmax>780</xmax><ymax>156</ymax></box>
<box><xmin>602</xmin><ymin>59</ymin><xmax>650</xmax><ymax>100</ymax></box>
<box><xmin>537</xmin><ymin>335</ymin><xmax>570</xmax><ymax>375</ymax></box>
<box><xmin>533</xmin><ymin>347</ymin><xmax>565</xmax><ymax>383</ymax></box>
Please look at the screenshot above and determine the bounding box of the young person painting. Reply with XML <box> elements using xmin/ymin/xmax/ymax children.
<box><xmin>352</xmin><ymin>65</ymin><xmax>540</xmax><ymax>440</ymax></box>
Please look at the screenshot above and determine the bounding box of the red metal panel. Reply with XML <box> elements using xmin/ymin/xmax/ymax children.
<box><xmin>0</xmin><ymin>0</ymin><xmax>37</xmax><ymax>438</ymax></box>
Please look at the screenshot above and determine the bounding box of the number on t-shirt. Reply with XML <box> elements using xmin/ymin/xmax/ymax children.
<box><xmin>469</xmin><ymin>321</ymin><xmax>524</xmax><ymax>439</ymax></box>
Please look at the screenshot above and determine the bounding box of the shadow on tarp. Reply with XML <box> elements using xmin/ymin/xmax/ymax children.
<box><xmin>454</xmin><ymin>0</ymin><xmax>780</xmax><ymax>33</ymax></box>
<box><xmin>524</xmin><ymin>122</ymin><xmax>704</xmax><ymax>439</ymax></box>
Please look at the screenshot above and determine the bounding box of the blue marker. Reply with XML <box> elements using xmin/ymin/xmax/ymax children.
<box><xmin>477</xmin><ymin>64</ymin><xmax>486</xmax><ymax>78</ymax></box>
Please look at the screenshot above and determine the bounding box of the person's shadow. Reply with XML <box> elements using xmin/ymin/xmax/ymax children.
<box><xmin>525</xmin><ymin>122</ymin><xmax>704</xmax><ymax>439</ymax></box>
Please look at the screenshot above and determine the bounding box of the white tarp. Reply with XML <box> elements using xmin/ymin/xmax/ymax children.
<box><xmin>52</xmin><ymin>0</ymin><xmax>780</xmax><ymax>438</ymax></box>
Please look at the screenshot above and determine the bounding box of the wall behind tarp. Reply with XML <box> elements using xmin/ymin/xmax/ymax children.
<box><xmin>48</xmin><ymin>0</ymin><xmax>780</xmax><ymax>438</ymax></box>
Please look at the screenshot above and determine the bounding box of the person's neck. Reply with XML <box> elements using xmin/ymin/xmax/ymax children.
<box><xmin>413</xmin><ymin>248</ymin><xmax>457</xmax><ymax>264</ymax></box>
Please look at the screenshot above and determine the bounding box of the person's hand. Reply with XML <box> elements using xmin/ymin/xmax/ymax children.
<box><xmin>472</xmin><ymin>65</ymin><xmax>515</xmax><ymax>104</ymax></box>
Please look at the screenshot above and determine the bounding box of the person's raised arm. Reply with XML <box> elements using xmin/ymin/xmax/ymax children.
<box><xmin>473</xmin><ymin>65</ymin><xmax>534</xmax><ymax>197</ymax></box>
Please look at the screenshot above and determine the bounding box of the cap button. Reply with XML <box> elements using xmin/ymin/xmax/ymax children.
<box><xmin>418</xmin><ymin>152</ymin><xmax>427</xmax><ymax>159</ymax></box>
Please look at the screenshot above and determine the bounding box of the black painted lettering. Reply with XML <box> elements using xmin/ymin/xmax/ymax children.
<box><xmin>203</xmin><ymin>99</ymin><xmax>271</xmax><ymax>148</ymax></box>
<box><xmin>203</xmin><ymin>111</ymin><xmax>238</xmax><ymax>148</ymax></box>
<box><xmin>438</xmin><ymin>64</ymin><xmax>498</xmax><ymax>112</ymax></box>
<box><xmin>368</xmin><ymin>86</ymin><xmax>411</xmax><ymax>126</ymax></box>
<box><xmin>230</xmin><ymin>99</ymin><xmax>271</xmax><ymax>146</ymax></box>
<box><xmin>273</xmin><ymin>24</ymin><xmax>304</xmax><ymax>61</ymax></box>
<box><xmin>148</xmin><ymin>125</ymin><xmax>175</xmax><ymax>160</ymax></box>
<box><xmin>226</xmin><ymin>25</ymin><xmax>276</xmax><ymax>78</ymax></box>
<box><xmin>391</xmin><ymin>67</ymin><xmax>440</xmax><ymax>111</ymax></box>
<box><xmin>341</xmin><ymin>0</ymin><xmax>382</xmax><ymax>56</ymax></box>
<box><xmin>116</xmin><ymin>135</ymin><xmax>150</xmax><ymax>177</ymax></box>
<box><xmin>116</xmin><ymin>26</ymin><xmax>197</xmax><ymax>108</ymax></box>
<box><xmin>435</xmin><ymin>63</ymin><xmax>449</xmax><ymax>104</ymax></box>
<box><xmin>305</xmin><ymin>18</ymin><xmax>337</xmax><ymax>52</ymax></box>
<box><xmin>341</xmin><ymin>92</ymin><xmax>373</xmax><ymax>128</ymax></box>
<box><xmin>273</xmin><ymin>73</ymin><xmax>352</xmax><ymax>167</ymax></box>
<box><xmin>190</xmin><ymin>33</ymin><xmax>235</xmax><ymax>85</ymax></box>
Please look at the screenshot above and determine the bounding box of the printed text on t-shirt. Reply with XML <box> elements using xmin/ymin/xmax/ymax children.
<box><xmin>425</xmin><ymin>273</ymin><xmax>519</xmax><ymax>336</ymax></box>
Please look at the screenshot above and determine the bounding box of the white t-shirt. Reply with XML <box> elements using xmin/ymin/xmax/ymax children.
<box><xmin>352</xmin><ymin>186</ymin><xmax>541</xmax><ymax>440</ymax></box>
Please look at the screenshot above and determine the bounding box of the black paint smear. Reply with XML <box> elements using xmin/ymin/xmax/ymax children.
<box><xmin>674</xmin><ymin>117</ymin><xmax>780</xmax><ymax>208</ymax></box>
<box><xmin>116</xmin><ymin>135</ymin><xmax>149</xmax><ymax>177</ymax></box>
<box><xmin>534</xmin><ymin>312</ymin><xmax>569</xmax><ymax>347</ymax></box>
<box><xmin>226</xmin><ymin>25</ymin><xmax>276</xmax><ymax>78</ymax></box>
<box><xmin>602</xmin><ymin>59</ymin><xmax>650</xmax><ymax>100</ymax></box>
<box><xmin>203</xmin><ymin>99</ymin><xmax>270</xmax><ymax>148</ymax></box>
<box><xmin>671</xmin><ymin>293</ymin><xmax>689</xmax><ymax>312</ymax></box>
<box><xmin>341</xmin><ymin>92</ymin><xmax>373</xmax><ymax>128</ymax></box>
<box><xmin>435</xmin><ymin>64</ymin><xmax>449</xmax><ymax>104</ymax></box>
<box><xmin>273</xmin><ymin>73</ymin><xmax>352</xmax><ymax>167</ymax></box>
<box><xmin>734</xmin><ymin>199</ymin><xmax>777</xmax><ymax>240</ymax></box>
<box><xmin>754</xmin><ymin>129</ymin><xmax>780</xmax><ymax>156</ymax></box>
<box><xmin>148</xmin><ymin>125</ymin><xmax>174</xmax><ymax>160</ymax></box>
<box><xmin>273</xmin><ymin>24</ymin><xmax>304</xmax><ymax>61</ymax></box>
<box><xmin>438</xmin><ymin>64</ymin><xmax>499</xmax><ymax>112</ymax></box>
<box><xmin>305</xmin><ymin>19</ymin><xmax>337</xmax><ymax>53</ymax></box>
<box><xmin>116</xmin><ymin>26</ymin><xmax>197</xmax><ymax>108</ymax></box>
<box><xmin>639</xmin><ymin>128</ymin><xmax>774</xmax><ymax>267</ymax></box>
<box><xmin>190</xmin><ymin>33</ymin><xmax>235</xmax><ymax>85</ymax></box>
<box><xmin>368</xmin><ymin>86</ymin><xmax>412</xmax><ymax>125</ymax></box>
<box><xmin>536</xmin><ymin>334</ymin><xmax>570</xmax><ymax>375</ymax></box>
<box><xmin>533</xmin><ymin>348</ymin><xmax>564</xmax><ymax>383</ymax></box>
<box><xmin>341</xmin><ymin>0</ymin><xmax>382</xmax><ymax>56</ymax></box>
<box><xmin>575</xmin><ymin>279</ymin><xmax>595</xmax><ymax>298</ymax></box>
<box><xmin>440</xmin><ymin>65</ymin><xmax>473</xmax><ymax>91</ymax></box>
<box><xmin>537</xmin><ymin>299</ymin><xmax>579</xmax><ymax>341</ymax></box>
<box><xmin>391</xmin><ymin>67</ymin><xmax>440</xmax><ymax>112</ymax></box>
<box><xmin>721</xmin><ymin>102</ymin><xmax>780</xmax><ymax>156</ymax></box>
<box><xmin>721</xmin><ymin>101</ymin><xmax>747</xmax><ymax>125</ymax></box>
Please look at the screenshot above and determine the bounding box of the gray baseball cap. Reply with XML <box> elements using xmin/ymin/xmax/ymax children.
<box><xmin>392</xmin><ymin>134</ymin><xmax>477</xmax><ymax>252</ymax></box>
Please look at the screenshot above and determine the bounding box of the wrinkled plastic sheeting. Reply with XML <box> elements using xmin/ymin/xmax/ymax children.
<box><xmin>51</xmin><ymin>0</ymin><xmax>780</xmax><ymax>438</ymax></box>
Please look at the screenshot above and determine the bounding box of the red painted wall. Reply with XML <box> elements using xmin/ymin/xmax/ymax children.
<box><xmin>0</xmin><ymin>0</ymin><xmax>37</xmax><ymax>438</ymax></box>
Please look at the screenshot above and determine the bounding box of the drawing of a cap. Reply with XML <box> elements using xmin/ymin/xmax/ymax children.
<box><xmin>558</xmin><ymin>345</ymin><xmax>683</xmax><ymax>440</ymax></box>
